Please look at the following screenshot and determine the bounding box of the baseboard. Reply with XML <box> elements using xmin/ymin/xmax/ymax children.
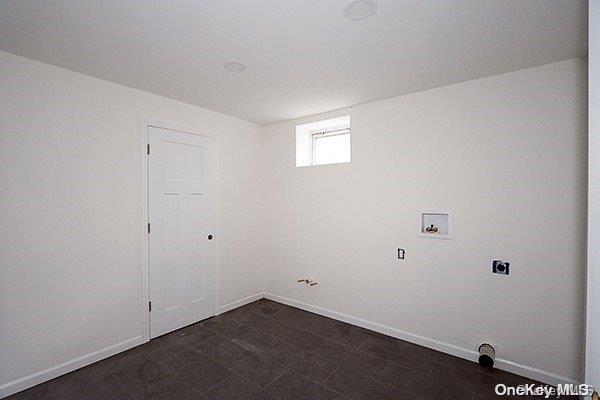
<box><xmin>2</xmin><ymin>293</ymin><xmax>578</xmax><ymax>398</ymax></box>
<box><xmin>218</xmin><ymin>292</ymin><xmax>265</xmax><ymax>314</ymax></box>
<box><xmin>0</xmin><ymin>335</ymin><xmax>145</xmax><ymax>399</ymax></box>
<box><xmin>263</xmin><ymin>293</ymin><xmax>579</xmax><ymax>387</ymax></box>
<box><xmin>1</xmin><ymin>292</ymin><xmax>266</xmax><ymax>399</ymax></box>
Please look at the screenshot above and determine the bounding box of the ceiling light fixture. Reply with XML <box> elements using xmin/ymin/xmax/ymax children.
<box><xmin>223</xmin><ymin>61</ymin><xmax>247</xmax><ymax>73</ymax></box>
<box><xmin>344</xmin><ymin>0</ymin><xmax>377</xmax><ymax>20</ymax></box>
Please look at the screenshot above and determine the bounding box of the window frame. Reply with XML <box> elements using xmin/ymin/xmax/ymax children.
<box><xmin>309</xmin><ymin>124</ymin><xmax>351</xmax><ymax>166</ymax></box>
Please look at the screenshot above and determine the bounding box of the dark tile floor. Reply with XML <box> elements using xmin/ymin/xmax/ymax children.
<box><xmin>8</xmin><ymin>299</ymin><xmax>552</xmax><ymax>400</ymax></box>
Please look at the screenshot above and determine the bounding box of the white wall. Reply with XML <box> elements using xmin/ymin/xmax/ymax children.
<box><xmin>262</xmin><ymin>59</ymin><xmax>587</xmax><ymax>383</ymax></box>
<box><xmin>0</xmin><ymin>50</ymin><xmax>265</xmax><ymax>394</ymax></box>
<box><xmin>587</xmin><ymin>0</ymin><xmax>600</xmax><ymax>390</ymax></box>
<box><xmin>0</xmin><ymin>49</ymin><xmax>588</xmax><ymax>395</ymax></box>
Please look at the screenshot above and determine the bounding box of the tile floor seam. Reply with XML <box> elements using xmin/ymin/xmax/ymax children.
<box><xmin>223</xmin><ymin>367</ymin><xmax>285</xmax><ymax>400</ymax></box>
<box><xmin>322</xmin><ymin>336</ymin><xmax>361</xmax><ymax>351</ymax></box>
<box><xmin>240</xmin><ymin>322</ymin><xmax>337</xmax><ymax>369</ymax></box>
<box><xmin>233</xmin><ymin>368</ymin><xmax>269</xmax><ymax>388</ymax></box>
<box><xmin>286</xmin><ymin>359</ymin><xmax>343</xmax><ymax>387</ymax></box>
<box><xmin>259</xmin><ymin>364</ymin><xmax>291</xmax><ymax>389</ymax></box>
<box><xmin>261</xmin><ymin>381</ymin><xmax>287</xmax><ymax>400</ymax></box>
<box><xmin>178</xmin><ymin>373</ymin><xmax>209</xmax><ymax>397</ymax></box>
<box><xmin>198</xmin><ymin>372</ymin><xmax>235</xmax><ymax>395</ymax></box>
<box><xmin>303</xmin><ymin>314</ymin><xmax>321</xmax><ymax>329</ymax></box>
<box><xmin>265</xmin><ymin>375</ymin><xmax>343</xmax><ymax>400</ymax></box>
<box><xmin>110</xmin><ymin>371</ymin><xmax>147</xmax><ymax>400</ymax></box>
<box><xmin>230</xmin><ymin>324</ymin><xmax>341</xmax><ymax>387</ymax></box>
<box><xmin>107</xmin><ymin>372</ymin><xmax>132</xmax><ymax>395</ymax></box>
<box><xmin>65</xmin><ymin>370</ymin><xmax>93</xmax><ymax>400</ymax></box>
<box><xmin>279</xmin><ymin>319</ymin><xmax>317</xmax><ymax>332</ymax></box>
<box><xmin>426</xmin><ymin>363</ymin><xmax>434</xmax><ymax>376</ymax></box>
<box><xmin>319</xmin><ymin>369</ymin><xmax>348</xmax><ymax>398</ymax></box>
<box><xmin>201</xmin><ymin>320</ymin><xmax>241</xmax><ymax>344</ymax></box>
<box><xmin>263</xmin><ymin>389</ymin><xmax>285</xmax><ymax>400</ymax></box>
<box><xmin>355</xmin><ymin>335</ymin><xmax>371</xmax><ymax>351</ymax></box>
<box><xmin>152</xmin><ymin>346</ymin><xmax>232</xmax><ymax>397</ymax></box>
<box><xmin>241</xmin><ymin>318</ymin><xmax>321</xmax><ymax>353</ymax></box>
<box><xmin>313</xmin><ymin>339</ymin><xmax>328</xmax><ymax>351</ymax></box>
<box><xmin>209</xmin><ymin>335</ymin><xmax>293</xmax><ymax>392</ymax></box>
<box><xmin>228</xmin><ymin>310</ymin><xmax>416</xmax><ymax>396</ymax></box>
<box><xmin>321</xmin><ymin>364</ymin><xmax>342</xmax><ymax>384</ymax></box>
<box><xmin>375</xmin><ymin>360</ymin><xmax>391</xmax><ymax>382</ymax></box>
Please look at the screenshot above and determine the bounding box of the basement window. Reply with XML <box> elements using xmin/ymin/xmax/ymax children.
<box><xmin>296</xmin><ymin>116</ymin><xmax>351</xmax><ymax>167</ymax></box>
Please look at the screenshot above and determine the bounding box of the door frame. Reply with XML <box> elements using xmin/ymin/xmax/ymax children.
<box><xmin>139</xmin><ymin>117</ymin><xmax>219</xmax><ymax>342</ymax></box>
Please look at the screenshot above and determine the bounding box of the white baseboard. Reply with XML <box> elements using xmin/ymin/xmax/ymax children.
<box><xmin>1</xmin><ymin>291</ymin><xmax>266</xmax><ymax>399</ymax></box>
<box><xmin>263</xmin><ymin>293</ymin><xmax>579</xmax><ymax>387</ymax></box>
<box><xmin>2</xmin><ymin>293</ymin><xmax>578</xmax><ymax>398</ymax></box>
<box><xmin>218</xmin><ymin>292</ymin><xmax>265</xmax><ymax>314</ymax></box>
<box><xmin>0</xmin><ymin>335</ymin><xmax>145</xmax><ymax>399</ymax></box>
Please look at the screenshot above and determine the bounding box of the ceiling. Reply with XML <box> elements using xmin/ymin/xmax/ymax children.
<box><xmin>0</xmin><ymin>0</ymin><xmax>587</xmax><ymax>125</ymax></box>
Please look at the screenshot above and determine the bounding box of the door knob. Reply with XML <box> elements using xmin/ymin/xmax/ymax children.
<box><xmin>207</xmin><ymin>234</ymin><xmax>213</xmax><ymax>240</ymax></box>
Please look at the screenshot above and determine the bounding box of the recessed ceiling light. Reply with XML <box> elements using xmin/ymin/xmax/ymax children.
<box><xmin>223</xmin><ymin>61</ymin><xmax>247</xmax><ymax>73</ymax></box>
<box><xmin>344</xmin><ymin>0</ymin><xmax>377</xmax><ymax>20</ymax></box>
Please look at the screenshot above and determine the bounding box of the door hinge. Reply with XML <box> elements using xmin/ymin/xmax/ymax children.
<box><xmin>148</xmin><ymin>301</ymin><xmax>152</xmax><ymax>312</ymax></box>
<box><xmin>147</xmin><ymin>222</ymin><xmax>151</xmax><ymax>234</ymax></box>
<box><xmin>147</xmin><ymin>144</ymin><xmax>150</xmax><ymax>155</ymax></box>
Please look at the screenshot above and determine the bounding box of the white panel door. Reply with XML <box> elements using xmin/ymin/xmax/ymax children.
<box><xmin>148</xmin><ymin>126</ymin><xmax>215</xmax><ymax>338</ymax></box>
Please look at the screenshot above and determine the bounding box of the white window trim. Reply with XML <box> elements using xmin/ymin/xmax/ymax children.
<box><xmin>309</xmin><ymin>124</ymin><xmax>351</xmax><ymax>166</ymax></box>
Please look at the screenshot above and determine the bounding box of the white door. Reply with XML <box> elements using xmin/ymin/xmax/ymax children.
<box><xmin>148</xmin><ymin>126</ymin><xmax>216</xmax><ymax>338</ymax></box>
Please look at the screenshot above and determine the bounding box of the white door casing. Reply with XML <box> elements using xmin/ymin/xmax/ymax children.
<box><xmin>147</xmin><ymin>125</ymin><xmax>216</xmax><ymax>338</ymax></box>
